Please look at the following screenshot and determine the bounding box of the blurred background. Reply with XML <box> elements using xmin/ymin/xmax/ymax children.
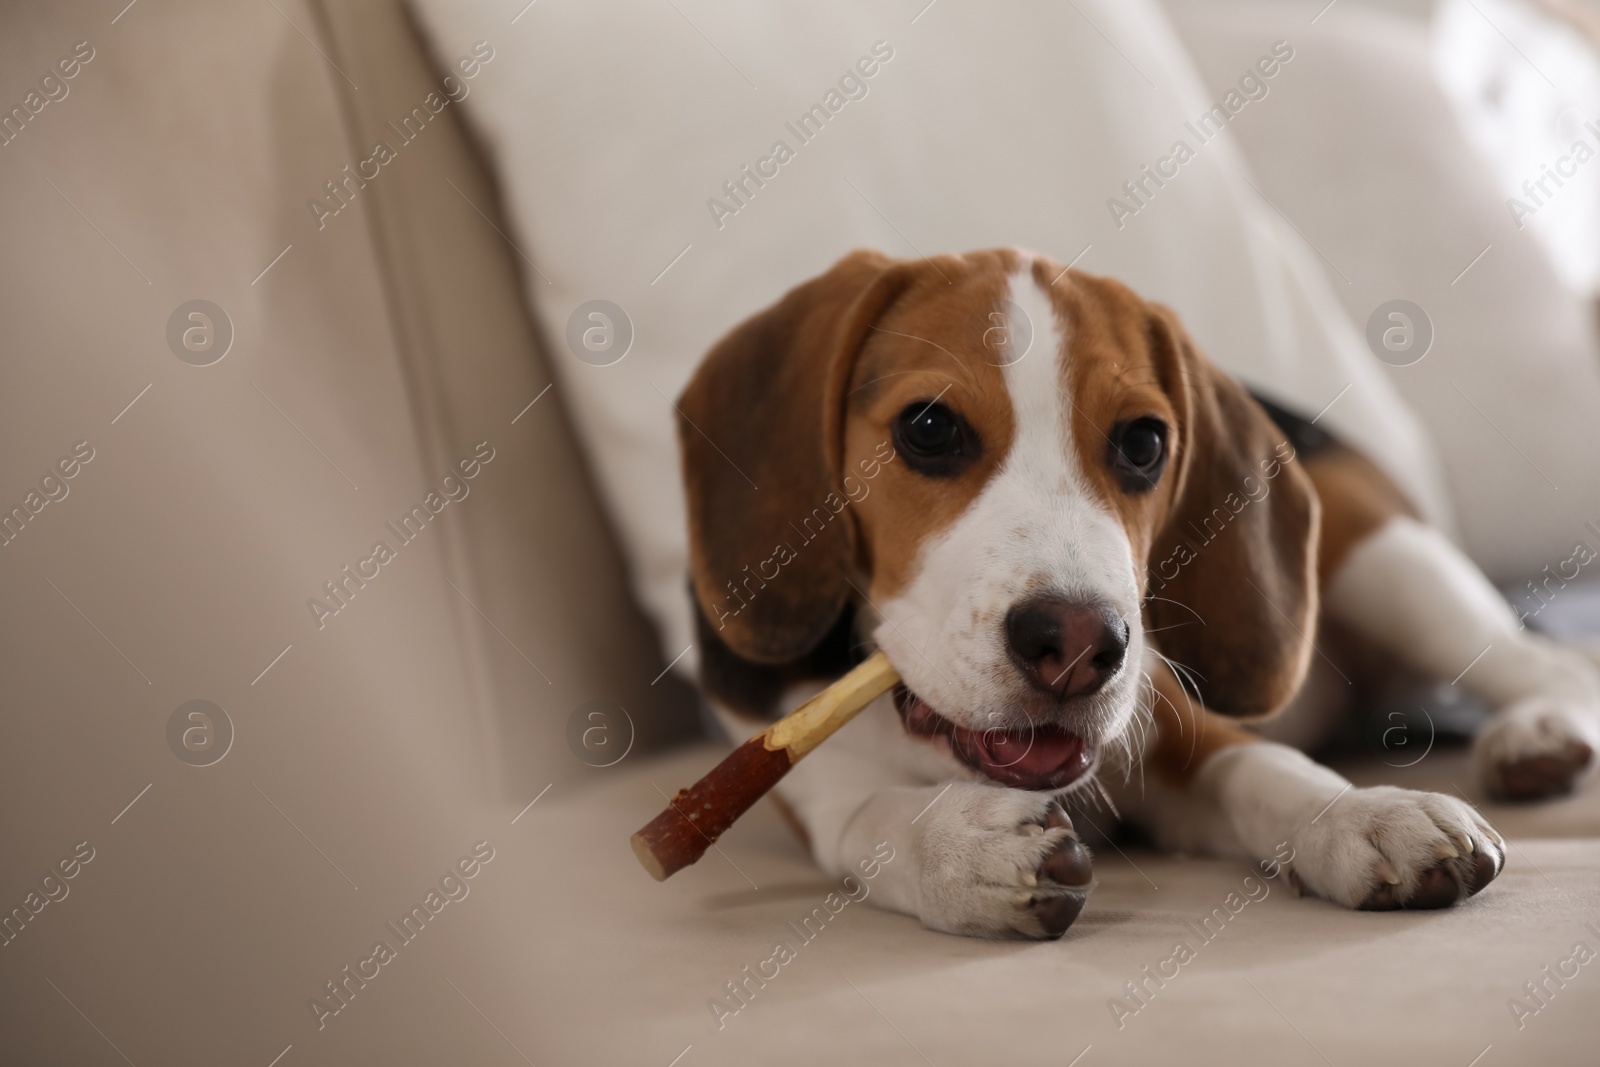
<box><xmin>2</xmin><ymin>1</ymin><xmax>1598</xmax><ymax>1064</ymax></box>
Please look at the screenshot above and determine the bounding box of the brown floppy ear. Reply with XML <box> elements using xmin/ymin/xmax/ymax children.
<box><xmin>678</xmin><ymin>249</ymin><xmax>909</xmax><ymax>665</ymax></box>
<box><xmin>1142</xmin><ymin>305</ymin><xmax>1321</xmax><ymax>719</ymax></box>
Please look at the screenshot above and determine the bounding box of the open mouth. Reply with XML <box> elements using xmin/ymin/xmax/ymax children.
<box><xmin>894</xmin><ymin>685</ymin><xmax>1096</xmax><ymax>791</ymax></box>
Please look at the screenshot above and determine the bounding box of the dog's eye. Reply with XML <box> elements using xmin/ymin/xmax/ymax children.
<box><xmin>893</xmin><ymin>401</ymin><xmax>976</xmax><ymax>477</ymax></box>
<box><xmin>1108</xmin><ymin>418</ymin><xmax>1167</xmax><ymax>491</ymax></box>
<box><xmin>899</xmin><ymin>402</ymin><xmax>960</xmax><ymax>454</ymax></box>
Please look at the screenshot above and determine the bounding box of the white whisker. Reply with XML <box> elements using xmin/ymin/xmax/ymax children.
<box><xmin>1143</xmin><ymin>594</ymin><xmax>1207</xmax><ymax>626</ymax></box>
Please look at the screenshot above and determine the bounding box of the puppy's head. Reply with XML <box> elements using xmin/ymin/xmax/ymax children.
<box><xmin>680</xmin><ymin>249</ymin><xmax>1317</xmax><ymax>789</ymax></box>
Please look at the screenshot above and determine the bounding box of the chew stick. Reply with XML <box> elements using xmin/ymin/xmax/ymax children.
<box><xmin>631</xmin><ymin>650</ymin><xmax>900</xmax><ymax>881</ymax></box>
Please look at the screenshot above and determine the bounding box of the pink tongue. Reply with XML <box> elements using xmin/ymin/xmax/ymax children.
<box><xmin>894</xmin><ymin>689</ymin><xmax>1094</xmax><ymax>790</ymax></box>
<box><xmin>967</xmin><ymin>728</ymin><xmax>1091</xmax><ymax>790</ymax></box>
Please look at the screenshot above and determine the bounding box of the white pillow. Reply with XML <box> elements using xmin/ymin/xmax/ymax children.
<box><xmin>1435</xmin><ymin>0</ymin><xmax>1600</xmax><ymax>296</ymax></box>
<box><xmin>1165</xmin><ymin>0</ymin><xmax>1600</xmax><ymax>585</ymax></box>
<box><xmin>411</xmin><ymin>0</ymin><xmax>1451</xmax><ymax>672</ymax></box>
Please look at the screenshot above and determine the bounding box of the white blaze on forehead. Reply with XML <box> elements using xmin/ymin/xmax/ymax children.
<box><xmin>871</xmin><ymin>264</ymin><xmax>1143</xmax><ymax>735</ymax></box>
<box><xmin>994</xmin><ymin>268</ymin><xmax>1140</xmax><ymax>610</ymax></box>
<box><xmin>1002</xmin><ymin>272</ymin><xmax>1084</xmax><ymax>508</ymax></box>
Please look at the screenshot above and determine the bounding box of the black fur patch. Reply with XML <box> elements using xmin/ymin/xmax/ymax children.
<box><xmin>1247</xmin><ymin>387</ymin><xmax>1339</xmax><ymax>459</ymax></box>
<box><xmin>693</xmin><ymin>592</ymin><xmax>866</xmax><ymax>720</ymax></box>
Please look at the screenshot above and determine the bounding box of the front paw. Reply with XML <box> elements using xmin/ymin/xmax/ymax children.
<box><xmin>1475</xmin><ymin>697</ymin><xmax>1598</xmax><ymax>800</ymax></box>
<box><xmin>916</xmin><ymin>784</ymin><xmax>1094</xmax><ymax>939</ymax></box>
<box><xmin>1285</xmin><ymin>787</ymin><xmax>1504</xmax><ymax>911</ymax></box>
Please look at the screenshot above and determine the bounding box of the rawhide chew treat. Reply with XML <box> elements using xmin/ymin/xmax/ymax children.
<box><xmin>631</xmin><ymin>650</ymin><xmax>899</xmax><ymax>880</ymax></box>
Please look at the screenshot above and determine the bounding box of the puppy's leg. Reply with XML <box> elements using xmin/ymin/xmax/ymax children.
<box><xmin>1322</xmin><ymin>516</ymin><xmax>1600</xmax><ymax>798</ymax></box>
<box><xmin>1113</xmin><ymin>661</ymin><xmax>1505</xmax><ymax>909</ymax></box>
<box><xmin>713</xmin><ymin>691</ymin><xmax>1094</xmax><ymax>939</ymax></box>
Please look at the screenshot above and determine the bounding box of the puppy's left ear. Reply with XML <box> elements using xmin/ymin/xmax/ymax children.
<box><xmin>1143</xmin><ymin>305</ymin><xmax>1321</xmax><ymax>719</ymax></box>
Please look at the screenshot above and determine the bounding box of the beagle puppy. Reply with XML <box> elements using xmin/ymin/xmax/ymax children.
<box><xmin>677</xmin><ymin>248</ymin><xmax>1600</xmax><ymax>939</ymax></box>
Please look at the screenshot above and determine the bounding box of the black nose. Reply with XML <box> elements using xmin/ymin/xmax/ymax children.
<box><xmin>1004</xmin><ymin>598</ymin><xmax>1129</xmax><ymax>698</ymax></box>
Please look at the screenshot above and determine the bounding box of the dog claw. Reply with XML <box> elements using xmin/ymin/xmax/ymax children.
<box><xmin>1000</xmin><ymin>804</ymin><xmax>1096</xmax><ymax>938</ymax></box>
<box><xmin>1465</xmin><ymin>847</ymin><xmax>1502</xmax><ymax>895</ymax></box>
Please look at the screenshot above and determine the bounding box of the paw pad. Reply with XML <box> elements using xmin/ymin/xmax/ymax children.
<box><xmin>1014</xmin><ymin>804</ymin><xmax>1093</xmax><ymax>939</ymax></box>
<box><xmin>1488</xmin><ymin>739</ymin><xmax>1594</xmax><ymax>800</ymax></box>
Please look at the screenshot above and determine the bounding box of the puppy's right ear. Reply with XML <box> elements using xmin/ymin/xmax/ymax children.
<box><xmin>679</xmin><ymin>249</ymin><xmax>909</xmax><ymax>665</ymax></box>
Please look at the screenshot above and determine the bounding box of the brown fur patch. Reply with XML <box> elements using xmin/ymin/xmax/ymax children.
<box><xmin>1302</xmin><ymin>445</ymin><xmax>1419</xmax><ymax>584</ymax></box>
<box><xmin>680</xmin><ymin>250</ymin><xmax>910</xmax><ymax>664</ymax></box>
<box><xmin>1040</xmin><ymin>261</ymin><xmax>1181</xmax><ymax>569</ymax></box>
<box><xmin>1145</xmin><ymin>659</ymin><xmax>1263</xmax><ymax>787</ymax></box>
<box><xmin>1037</xmin><ymin>262</ymin><xmax>1321</xmax><ymax>720</ymax></box>
<box><xmin>845</xmin><ymin>249</ymin><xmax>1022</xmax><ymax>600</ymax></box>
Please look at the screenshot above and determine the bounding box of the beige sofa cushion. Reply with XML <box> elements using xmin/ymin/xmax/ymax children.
<box><xmin>1167</xmin><ymin>0</ymin><xmax>1600</xmax><ymax>584</ymax></box>
<box><xmin>500</xmin><ymin>742</ymin><xmax>1600</xmax><ymax>1066</ymax></box>
<box><xmin>310</xmin><ymin>0</ymin><xmax>700</xmax><ymax>788</ymax></box>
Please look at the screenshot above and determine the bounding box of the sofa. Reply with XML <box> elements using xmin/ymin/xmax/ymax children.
<box><xmin>1</xmin><ymin>1</ymin><xmax>1597</xmax><ymax>1064</ymax></box>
